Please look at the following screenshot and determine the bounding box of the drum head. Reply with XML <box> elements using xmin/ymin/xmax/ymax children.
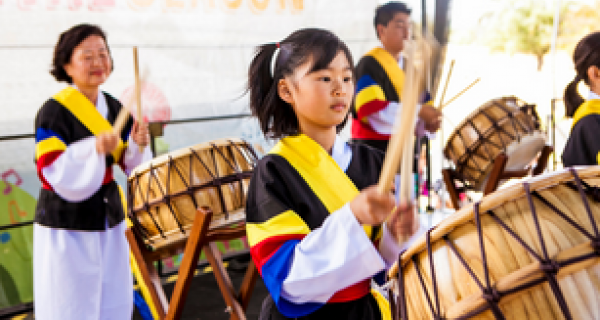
<box><xmin>504</xmin><ymin>131</ymin><xmax>547</xmax><ymax>171</ymax></box>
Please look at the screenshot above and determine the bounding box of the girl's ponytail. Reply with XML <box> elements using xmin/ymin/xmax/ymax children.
<box><xmin>248</xmin><ymin>44</ymin><xmax>278</xmax><ymax>134</ymax></box>
<box><xmin>248</xmin><ymin>43</ymin><xmax>297</xmax><ymax>138</ymax></box>
<box><xmin>564</xmin><ymin>75</ymin><xmax>584</xmax><ymax>117</ymax></box>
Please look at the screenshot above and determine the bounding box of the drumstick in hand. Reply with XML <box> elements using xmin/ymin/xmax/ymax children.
<box><xmin>113</xmin><ymin>69</ymin><xmax>149</xmax><ymax>136</ymax></box>
<box><xmin>133</xmin><ymin>46</ymin><xmax>145</xmax><ymax>153</ymax></box>
<box><xmin>113</xmin><ymin>95</ymin><xmax>135</xmax><ymax>135</ymax></box>
<box><xmin>378</xmin><ymin>39</ymin><xmax>428</xmax><ymax>199</ymax></box>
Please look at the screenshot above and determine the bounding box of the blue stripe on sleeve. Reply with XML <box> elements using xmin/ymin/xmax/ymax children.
<box><xmin>35</xmin><ymin>128</ymin><xmax>65</xmax><ymax>143</ymax></box>
<box><xmin>356</xmin><ymin>75</ymin><xmax>377</xmax><ymax>93</ymax></box>
<box><xmin>261</xmin><ymin>239</ymin><xmax>325</xmax><ymax>317</ymax></box>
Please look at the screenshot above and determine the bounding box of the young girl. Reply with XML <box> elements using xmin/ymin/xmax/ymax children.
<box><xmin>245</xmin><ymin>28</ymin><xmax>424</xmax><ymax>320</ymax></box>
<box><xmin>563</xmin><ymin>31</ymin><xmax>600</xmax><ymax>167</ymax></box>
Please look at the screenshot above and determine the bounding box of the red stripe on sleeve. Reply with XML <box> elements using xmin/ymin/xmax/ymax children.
<box><xmin>36</xmin><ymin>151</ymin><xmax>63</xmax><ymax>190</ymax></box>
<box><xmin>356</xmin><ymin>100</ymin><xmax>389</xmax><ymax>120</ymax></box>
<box><xmin>250</xmin><ymin>233</ymin><xmax>306</xmax><ymax>273</ymax></box>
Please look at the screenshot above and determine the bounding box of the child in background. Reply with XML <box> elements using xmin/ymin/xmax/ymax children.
<box><xmin>562</xmin><ymin>31</ymin><xmax>600</xmax><ymax>167</ymax></box>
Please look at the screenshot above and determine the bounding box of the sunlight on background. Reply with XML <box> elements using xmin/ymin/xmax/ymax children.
<box><xmin>375</xmin><ymin>0</ymin><xmax>600</xmax><ymax>218</ymax></box>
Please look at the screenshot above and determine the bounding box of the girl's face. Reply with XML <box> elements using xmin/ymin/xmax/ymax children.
<box><xmin>279</xmin><ymin>50</ymin><xmax>354</xmax><ymax>135</ymax></box>
<box><xmin>64</xmin><ymin>35</ymin><xmax>112</xmax><ymax>91</ymax></box>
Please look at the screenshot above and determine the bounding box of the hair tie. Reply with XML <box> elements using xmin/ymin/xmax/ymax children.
<box><xmin>270</xmin><ymin>42</ymin><xmax>281</xmax><ymax>79</ymax></box>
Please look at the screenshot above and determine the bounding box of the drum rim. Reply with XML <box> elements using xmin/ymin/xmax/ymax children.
<box><xmin>394</xmin><ymin>165</ymin><xmax>600</xmax><ymax>270</ymax></box>
<box><xmin>141</xmin><ymin>207</ymin><xmax>246</xmax><ymax>250</ymax></box>
<box><xmin>443</xmin><ymin>96</ymin><xmax>526</xmax><ymax>156</ymax></box>
<box><xmin>128</xmin><ymin>137</ymin><xmax>248</xmax><ymax>178</ymax></box>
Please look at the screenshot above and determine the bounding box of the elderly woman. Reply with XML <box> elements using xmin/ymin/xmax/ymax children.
<box><xmin>33</xmin><ymin>24</ymin><xmax>151</xmax><ymax>319</ymax></box>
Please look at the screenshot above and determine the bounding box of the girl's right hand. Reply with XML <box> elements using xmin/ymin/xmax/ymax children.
<box><xmin>96</xmin><ymin>132</ymin><xmax>119</xmax><ymax>155</ymax></box>
<box><xmin>350</xmin><ymin>185</ymin><xmax>396</xmax><ymax>225</ymax></box>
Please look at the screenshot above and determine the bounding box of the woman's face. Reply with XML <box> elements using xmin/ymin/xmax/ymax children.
<box><xmin>64</xmin><ymin>34</ymin><xmax>111</xmax><ymax>90</ymax></box>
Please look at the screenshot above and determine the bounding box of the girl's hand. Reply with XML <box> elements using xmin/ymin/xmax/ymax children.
<box><xmin>132</xmin><ymin>121</ymin><xmax>150</xmax><ymax>147</ymax></box>
<box><xmin>387</xmin><ymin>201</ymin><xmax>419</xmax><ymax>243</ymax></box>
<box><xmin>96</xmin><ymin>132</ymin><xmax>119</xmax><ymax>155</ymax></box>
<box><xmin>350</xmin><ymin>186</ymin><xmax>396</xmax><ymax>225</ymax></box>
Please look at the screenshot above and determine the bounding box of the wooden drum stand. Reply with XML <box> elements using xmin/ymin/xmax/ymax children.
<box><xmin>126</xmin><ymin>208</ymin><xmax>259</xmax><ymax>320</ymax></box>
<box><xmin>443</xmin><ymin>145</ymin><xmax>553</xmax><ymax>210</ymax></box>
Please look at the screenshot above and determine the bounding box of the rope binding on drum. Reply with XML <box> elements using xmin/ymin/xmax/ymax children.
<box><xmin>393</xmin><ymin>168</ymin><xmax>600</xmax><ymax>319</ymax></box>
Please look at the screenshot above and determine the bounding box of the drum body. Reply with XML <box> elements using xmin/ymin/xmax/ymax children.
<box><xmin>391</xmin><ymin>166</ymin><xmax>600</xmax><ymax>319</ymax></box>
<box><xmin>444</xmin><ymin>97</ymin><xmax>546</xmax><ymax>190</ymax></box>
<box><xmin>127</xmin><ymin>139</ymin><xmax>257</xmax><ymax>250</ymax></box>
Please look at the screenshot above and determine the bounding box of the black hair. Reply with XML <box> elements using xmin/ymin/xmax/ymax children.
<box><xmin>374</xmin><ymin>1</ymin><xmax>412</xmax><ymax>39</ymax></box>
<box><xmin>50</xmin><ymin>24</ymin><xmax>113</xmax><ymax>83</ymax></box>
<box><xmin>247</xmin><ymin>28</ymin><xmax>354</xmax><ymax>139</ymax></box>
<box><xmin>564</xmin><ymin>31</ymin><xmax>600</xmax><ymax>117</ymax></box>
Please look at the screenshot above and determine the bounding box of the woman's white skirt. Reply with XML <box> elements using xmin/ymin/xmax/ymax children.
<box><xmin>33</xmin><ymin>220</ymin><xmax>133</xmax><ymax>320</ymax></box>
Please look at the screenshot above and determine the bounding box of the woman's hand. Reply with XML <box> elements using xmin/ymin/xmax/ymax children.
<box><xmin>387</xmin><ymin>201</ymin><xmax>419</xmax><ymax>243</ymax></box>
<box><xmin>132</xmin><ymin>121</ymin><xmax>150</xmax><ymax>147</ymax></box>
<box><xmin>350</xmin><ymin>186</ymin><xmax>396</xmax><ymax>226</ymax></box>
<box><xmin>96</xmin><ymin>132</ymin><xmax>119</xmax><ymax>155</ymax></box>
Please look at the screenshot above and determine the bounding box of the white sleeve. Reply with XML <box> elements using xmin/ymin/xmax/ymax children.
<box><xmin>41</xmin><ymin>136</ymin><xmax>106</xmax><ymax>202</ymax></box>
<box><xmin>378</xmin><ymin>220</ymin><xmax>428</xmax><ymax>269</ymax></box>
<box><xmin>120</xmin><ymin>138</ymin><xmax>153</xmax><ymax>175</ymax></box>
<box><xmin>368</xmin><ymin>102</ymin><xmax>422</xmax><ymax>135</ymax></box>
<box><xmin>368</xmin><ymin>101</ymin><xmax>399</xmax><ymax>135</ymax></box>
<box><xmin>280</xmin><ymin>203</ymin><xmax>386</xmax><ymax>304</ymax></box>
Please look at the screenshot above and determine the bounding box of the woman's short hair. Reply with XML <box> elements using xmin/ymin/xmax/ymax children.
<box><xmin>50</xmin><ymin>24</ymin><xmax>113</xmax><ymax>83</ymax></box>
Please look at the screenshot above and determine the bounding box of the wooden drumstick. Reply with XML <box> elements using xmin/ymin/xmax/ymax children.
<box><xmin>377</xmin><ymin>40</ymin><xmax>428</xmax><ymax>198</ymax></box>
<box><xmin>438</xmin><ymin>77</ymin><xmax>480</xmax><ymax>111</ymax></box>
<box><xmin>437</xmin><ymin>59</ymin><xmax>455</xmax><ymax>109</ymax></box>
<box><xmin>113</xmin><ymin>69</ymin><xmax>149</xmax><ymax>136</ymax></box>
<box><xmin>133</xmin><ymin>46</ymin><xmax>145</xmax><ymax>153</ymax></box>
<box><xmin>113</xmin><ymin>95</ymin><xmax>136</xmax><ymax>135</ymax></box>
<box><xmin>399</xmin><ymin>134</ymin><xmax>414</xmax><ymax>203</ymax></box>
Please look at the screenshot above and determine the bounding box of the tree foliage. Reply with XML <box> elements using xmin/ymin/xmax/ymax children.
<box><xmin>560</xmin><ymin>0</ymin><xmax>600</xmax><ymax>53</ymax></box>
<box><xmin>483</xmin><ymin>0</ymin><xmax>563</xmax><ymax>71</ymax></box>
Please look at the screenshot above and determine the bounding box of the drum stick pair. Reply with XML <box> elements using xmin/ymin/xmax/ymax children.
<box><xmin>438</xmin><ymin>77</ymin><xmax>480</xmax><ymax>111</ymax></box>
<box><xmin>377</xmin><ymin>37</ymin><xmax>431</xmax><ymax>217</ymax></box>
<box><xmin>376</xmin><ymin>45</ymin><xmax>422</xmax><ymax>199</ymax></box>
<box><xmin>436</xmin><ymin>59</ymin><xmax>455</xmax><ymax>108</ymax></box>
<box><xmin>436</xmin><ymin>59</ymin><xmax>480</xmax><ymax>111</ymax></box>
<box><xmin>113</xmin><ymin>47</ymin><xmax>146</xmax><ymax>151</ymax></box>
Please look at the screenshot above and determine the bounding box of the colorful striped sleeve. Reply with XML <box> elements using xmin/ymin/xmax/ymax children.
<box><xmin>246</xmin><ymin>158</ymin><xmax>387</xmax><ymax>317</ymax></box>
<box><xmin>35</xmin><ymin>127</ymin><xmax>67</xmax><ymax>180</ymax></box>
<box><xmin>247</xmin><ymin>210</ymin><xmax>310</xmax><ymax>273</ymax></box>
<box><xmin>246</xmin><ymin>210</ymin><xmax>322</xmax><ymax>316</ymax></box>
<box><xmin>34</xmin><ymin>101</ymin><xmax>107</xmax><ymax>201</ymax></box>
<box><xmin>354</xmin><ymin>75</ymin><xmax>389</xmax><ymax>122</ymax></box>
